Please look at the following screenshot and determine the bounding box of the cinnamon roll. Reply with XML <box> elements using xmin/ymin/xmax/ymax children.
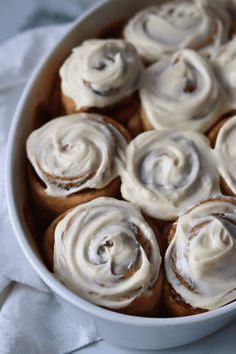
<box><xmin>26</xmin><ymin>113</ymin><xmax>130</xmax><ymax>219</ymax></box>
<box><xmin>213</xmin><ymin>37</ymin><xmax>236</xmax><ymax>105</ymax></box>
<box><xmin>164</xmin><ymin>197</ymin><xmax>236</xmax><ymax>316</ymax></box>
<box><xmin>59</xmin><ymin>39</ymin><xmax>143</xmax><ymax>136</ymax></box>
<box><xmin>209</xmin><ymin>115</ymin><xmax>236</xmax><ymax>197</ymax></box>
<box><xmin>120</xmin><ymin>130</ymin><xmax>220</xmax><ymax>221</ymax></box>
<box><xmin>43</xmin><ymin>197</ymin><xmax>163</xmax><ymax>316</ymax></box>
<box><xmin>124</xmin><ymin>1</ymin><xmax>230</xmax><ymax>64</ymax></box>
<box><xmin>140</xmin><ymin>49</ymin><xmax>228</xmax><ymax>132</ymax></box>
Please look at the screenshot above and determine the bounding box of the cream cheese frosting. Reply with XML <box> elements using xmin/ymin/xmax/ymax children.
<box><xmin>120</xmin><ymin>130</ymin><xmax>220</xmax><ymax>220</ymax></box>
<box><xmin>59</xmin><ymin>39</ymin><xmax>143</xmax><ymax>110</ymax></box>
<box><xmin>213</xmin><ymin>37</ymin><xmax>236</xmax><ymax>105</ymax></box>
<box><xmin>140</xmin><ymin>49</ymin><xmax>228</xmax><ymax>132</ymax></box>
<box><xmin>26</xmin><ymin>113</ymin><xmax>127</xmax><ymax>197</ymax></box>
<box><xmin>165</xmin><ymin>197</ymin><xmax>236</xmax><ymax>310</ymax></box>
<box><xmin>215</xmin><ymin>115</ymin><xmax>236</xmax><ymax>195</ymax></box>
<box><xmin>53</xmin><ymin>197</ymin><xmax>161</xmax><ymax>309</ymax></box>
<box><xmin>124</xmin><ymin>0</ymin><xmax>230</xmax><ymax>63</ymax></box>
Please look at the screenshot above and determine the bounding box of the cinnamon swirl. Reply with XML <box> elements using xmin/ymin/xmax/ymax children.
<box><xmin>124</xmin><ymin>0</ymin><xmax>230</xmax><ymax>64</ymax></box>
<box><xmin>26</xmin><ymin>113</ymin><xmax>130</xmax><ymax>218</ymax></box>
<box><xmin>59</xmin><ymin>39</ymin><xmax>143</xmax><ymax>136</ymax></box>
<box><xmin>43</xmin><ymin>197</ymin><xmax>163</xmax><ymax>316</ymax></box>
<box><xmin>140</xmin><ymin>49</ymin><xmax>228</xmax><ymax>132</ymax></box>
<box><xmin>120</xmin><ymin>130</ymin><xmax>220</xmax><ymax>221</ymax></box>
<box><xmin>164</xmin><ymin>197</ymin><xmax>236</xmax><ymax>316</ymax></box>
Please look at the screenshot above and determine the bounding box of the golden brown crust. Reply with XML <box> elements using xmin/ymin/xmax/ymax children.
<box><xmin>98</xmin><ymin>20</ymin><xmax>125</xmax><ymax>39</ymax></box>
<box><xmin>230</xmin><ymin>20</ymin><xmax>236</xmax><ymax>37</ymax></box>
<box><xmin>60</xmin><ymin>92</ymin><xmax>77</xmax><ymax>115</ymax></box>
<box><xmin>61</xmin><ymin>90</ymin><xmax>139</xmax><ymax>120</ymax></box>
<box><xmin>102</xmin><ymin>115</ymin><xmax>132</xmax><ymax>142</ymax></box>
<box><xmin>140</xmin><ymin>107</ymin><xmax>154</xmax><ymax>131</ymax></box>
<box><xmin>144</xmin><ymin>217</ymin><xmax>167</xmax><ymax>257</ymax></box>
<box><xmin>43</xmin><ymin>207</ymin><xmax>164</xmax><ymax>316</ymax></box>
<box><xmin>120</xmin><ymin>266</ymin><xmax>164</xmax><ymax>317</ymax></box>
<box><xmin>163</xmin><ymin>279</ymin><xmax>206</xmax><ymax>317</ymax></box>
<box><xmin>60</xmin><ymin>86</ymin><xmax>141</xmax><ymax>136</ymax></box>
<box><xmin>125</xmin><ymin>107</ymin><xmax>143</xmax><ymax>138</ymax></box>
<box><xmin>165</xmin><ymin>222</ymin><xmax>177</xmax><ymax>246</ymax></box>
<box><xmin>207</xmin><ymin>110</ymin><xmax>236</xmax><ymax>145</ymax></box>
<box><xmin>43</xmin><ymin>211</ymin><xmax>66</xmax><ymax>271</ymax></box>
<box><xmin>28</xmin><ymin>165</ymin><xmax>122</xmax><ymax>221</ymax></box>
<box><xmin>49</xmin><ymin>77</ymin><xmax>64</xmax><ymax>119</ymax></box>
<box><xmin>207</xmin><ymin>116</ymin><xmax>231</xmax><ymax>148</ymax></box>
<box><xmin>101</xmin><ymin>93</ymin><xmax>140</xmax><ymax>124</ymax></box>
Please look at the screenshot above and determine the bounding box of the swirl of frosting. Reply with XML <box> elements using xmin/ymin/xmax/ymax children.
<box><xmin>59</xmin><ymin>39</ymin><xmax>143</xmax><ymax>109</ymax></box>
<box><xmin>140</xmin><ymin>49</ymin><xmax>228</xmax><ymax>132</ymax></box>
<box><xmin>215</xmin><ymin>115</ymin><xmax>236</xmax><ymax>195</ymax></box>
<box><xmin>26</xmin><ymin>113</ymin><xmax>127</xmax><ymax>197</ymax></box>
<box><xmin>124</xmin><ymin>1</ymin><xmax>230</xmax><ymax>63</ymax></box>
<box><xmin>165</xmin><ymin>197</ymin><xmax>236</xmax><ymax>310</ymax></box>
<box><xmin>53</xmin><ymin>197</ymin><xmax>161</xmax><ymax>309</ymax></box>
<box><xmin>213</xmin><ymin>37</ymin><xmax>236</xmax><ymax>104</ymax></box>
<box><xmin>120</xmin><ymin>130</ymin><xmax>220</xmax><ymax>220</ymax></box>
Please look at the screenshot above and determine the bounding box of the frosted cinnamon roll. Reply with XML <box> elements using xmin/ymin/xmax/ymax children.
<box><xmin>209</xmin><ymin>115</ymin><xmax>236</xmax><ymax>196</ymax></box>
<box><xmin>120</xmin><ymin>130</ymin><xmax>220</xmax><ymax>221</ymax></box>
<box><xmin>164</xmin><ymin>197</ymin><xmax>236</xmax><ymax>316</ymax></box>
<box><xmin>26</xmin><ymin>113</ymin><xmax>130</xmax><ymax>219</ymax></box>
<box><xmin>124</xmin><ymin>1</ymin><xmax>230</xmax><ymax>64</ymax></box>
<box><xmin>213</xmin><ymin>37</ymin><xmax>236</xmax><ymax>105</ymax></box>
<box><xmin>43</xmin><ymin>197</ymin><xmax>163</xmax><ymax>316</ymax></box>
<box><xmin>140</xmin><ymin>49</ymin><xmax>228</xmax><ymax>132</ymax></box>
<box><xmin>59</xmin><ymin>39</ymin><xmax>143</xmax><ymax>135</ymax></box>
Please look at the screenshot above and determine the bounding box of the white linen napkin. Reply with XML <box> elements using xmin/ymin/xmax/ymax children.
<box><xmin>0</xmin><ymin>25</ymin><xmax>100</xmax><ymax>354</ymax></box>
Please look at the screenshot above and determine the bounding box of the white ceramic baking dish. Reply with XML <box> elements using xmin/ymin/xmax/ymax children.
<box><xmin>5</xmin><ymin>0</ymin><xmax>236</xmax><ymax>350</ymax></box>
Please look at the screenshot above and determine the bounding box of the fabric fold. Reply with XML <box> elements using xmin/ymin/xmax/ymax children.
<box><xmin>0</xmin><ymin>24</ymin><xmax>100</xmax><ymax>354</ymax></box>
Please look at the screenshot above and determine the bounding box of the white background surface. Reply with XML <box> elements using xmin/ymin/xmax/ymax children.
<box><xmin>1</xmin><ymin>1</ymin><xmax>236</xmax><ymax>353</ymax></box>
